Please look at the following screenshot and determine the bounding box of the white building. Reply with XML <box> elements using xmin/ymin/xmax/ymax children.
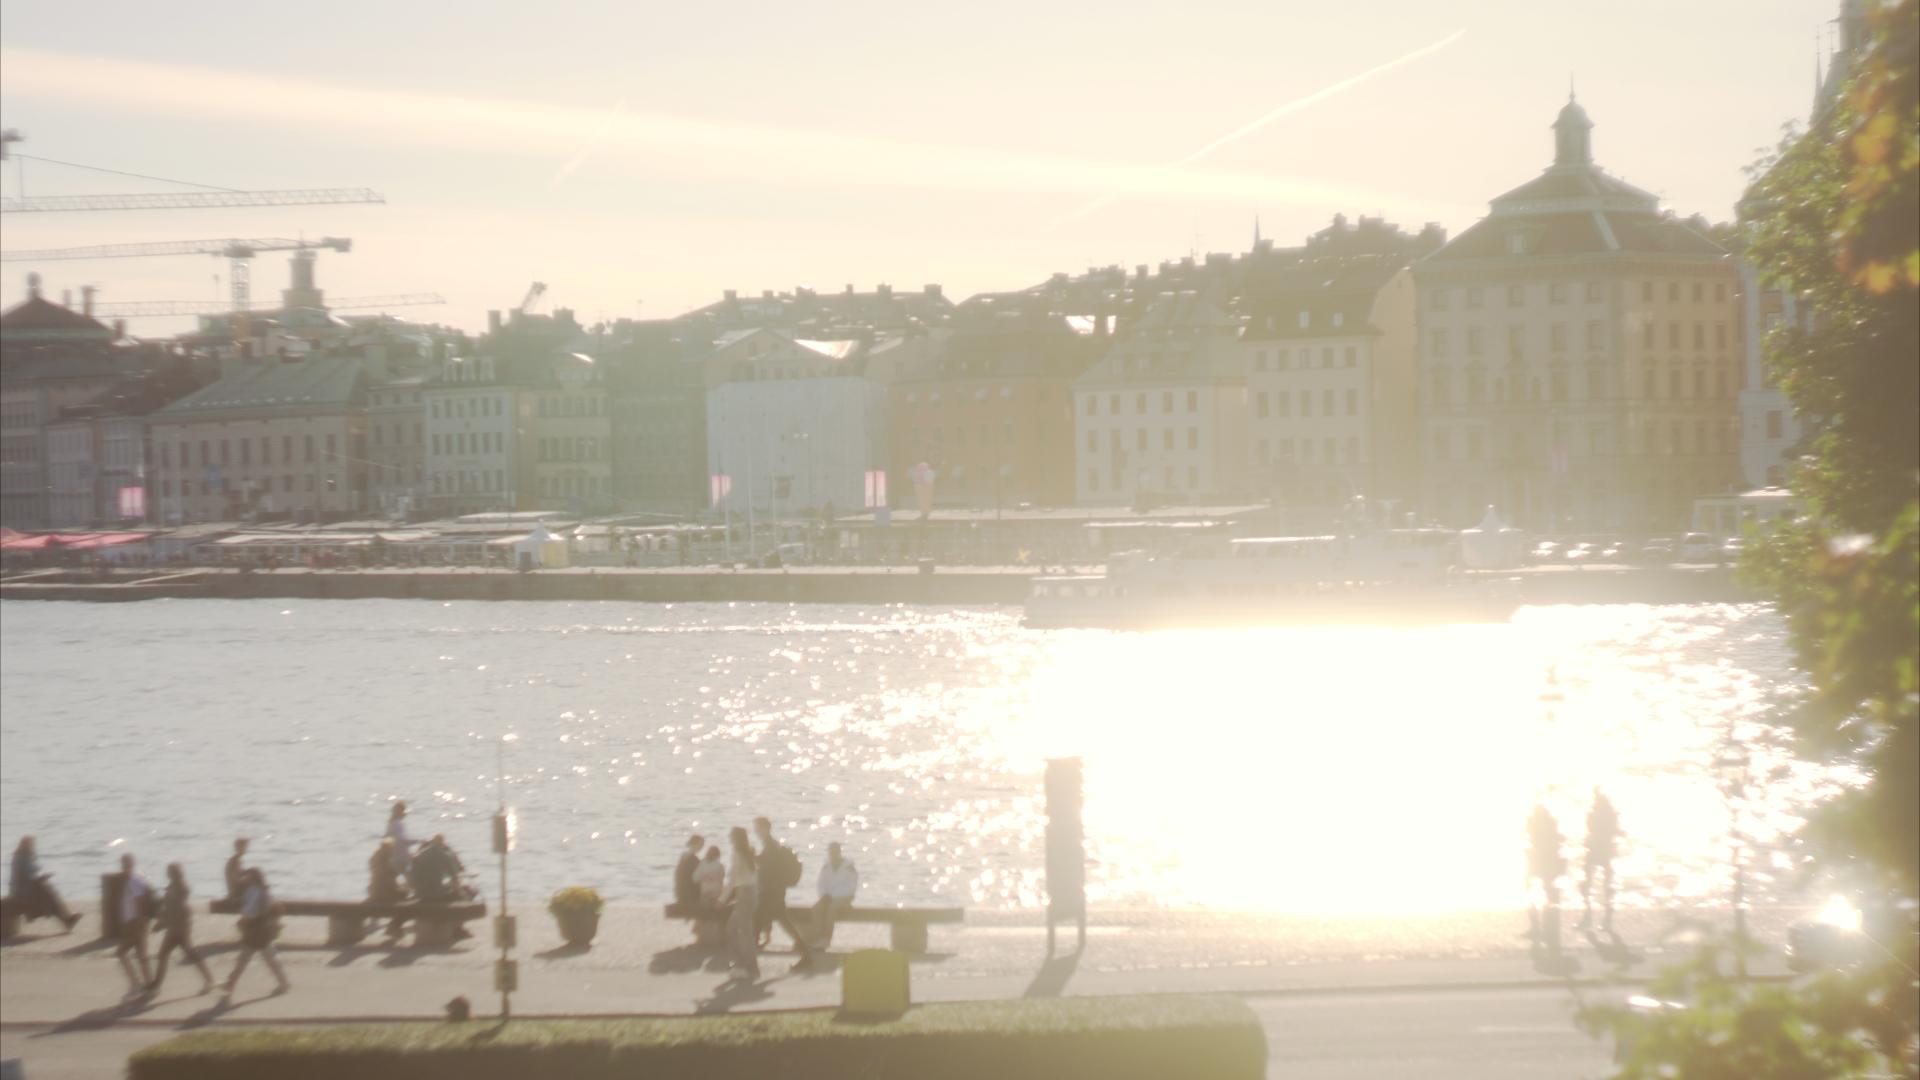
<box><xmin>706</xmin><ymin>376</ymin><xmax>888</xmax><ymax>518</ymax></box>
<box><xmin>1073</xmin><ymin>292</ymin><xmax>1248</xmax><ymax>506</ymax></box>
<box><xmin>1733</xmin><ymin>257</ymin><xmax>1808</xmax><ymax>489</ymax></box>
<box><xmin>423</xmin><ymin>355</ymin><xmax>526</xmax><ymax>515</ymax></box>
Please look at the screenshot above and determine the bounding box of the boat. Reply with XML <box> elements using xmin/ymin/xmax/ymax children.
<box><xmin>1024</xmin><ymin>529</ymin><xmax>1519</xmax><ymax>629</ymax></box>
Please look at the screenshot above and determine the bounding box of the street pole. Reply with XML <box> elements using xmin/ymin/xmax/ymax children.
<box><xmin>493</xmin><ymin>733</ymin><xmax>518</xmax><ymax>1019</ymax></box>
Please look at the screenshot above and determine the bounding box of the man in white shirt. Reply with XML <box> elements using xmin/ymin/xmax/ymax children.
<box><xmin>114</xmin><ymin>853</ymin><xmax>154</xmax><ymax>992</ymax></box>
<box><xmin>812</xmin><ymin>842</ymin><xmax>858</xmax><ymax>949</ymax></box>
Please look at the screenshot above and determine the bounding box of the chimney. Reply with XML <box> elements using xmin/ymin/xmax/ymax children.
<box><xmin>845</xmin><ymin>284</ymin><xmax>855</xmax><ymax>295</ymax></box>
<box><xmin>923</xmin><ymin>284</ymin><xmax>942</xmax><ymax>298</ymax></box>
<box><xmin>1179</xmin><ymin>257</ymin><xmax>1194</xmax><ymax>271</ymax></box>
<box><xmin>724</xmin><ymin>289</ymin><xmax>738</xmax><ymax>302</ymax></box>
<box><xmin>762</xmin><ymin>290</ymin><xmax>774</xmax><ymax>299</ymax></box>
<box><xmin>81</xmin><ymin>285</ymin><xmax>97</xmax><ymax>317</ymax></box>
<box><xmin>488</xmin><ymin>310</ymin><xmax>503</xmax><ymax>334</ymax></box>
<box><xmin>877</xmin><ymin>284</ymin><xmax>891</xmax><ymax>298</ymax></box>
<box><xmin>113</xmin><ymin>319</ymin><xmax>127</xmax><ymax>339</ymax></box>
<box><xmin>1135</xmin><ymin>265</ymin><xmax>1148</xmax><ymax>280</ymax></box>
<box><xmin>25</xmin><ymin>272</ymin><xmax>42</xmax><ymax>300</ymax></box>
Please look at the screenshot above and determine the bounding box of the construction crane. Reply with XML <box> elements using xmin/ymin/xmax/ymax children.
<box><xmin>94</xmin><ymin>293</ymin><xmax>445</xmax><ymax>318</ymax></box>
<box><xmin>0</xmin><ymin>189</ymin><xmax>384</xmax><ymax>213</ymax></box>
<box><xmin>1</xmin><ymin>237</ymin><xmax>352</xmax><ymax>315</ymax></box>
<box><xmin>516</xmin><ymin>281</ymin><xmax>548</xmax><ymax>315</ymax></box>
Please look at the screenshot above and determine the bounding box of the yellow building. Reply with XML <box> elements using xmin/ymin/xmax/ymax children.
<box><xmin>1416</xmin><ymin>97</ymin><xmax>1743</xmax><ymax>531</ymax></box>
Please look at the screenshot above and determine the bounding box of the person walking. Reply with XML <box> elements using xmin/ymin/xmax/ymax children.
<box><xmin>753</xmin><ymin>816</ymin><xmax>814</xmax><ymax>971</ymax></box>
<box><xmin>1526</xmin><ymin>805</ymin><xmax>1567</xmax><ymax>962</ymax></box>
<box><xmin>113</xmin><ymin>854</ymin><xmax>155</xmax><ymax>993</ymax></box>
<box><xmin>385</xmin><ymin>802</ymin><xmax>414</xmax><ymax>875</ymax></box>
<box><xmin>224</xmin><ymin>868</ymin><xmax>290</xmax><ymax>997</ymax></box>
<box><xmin>673</xmin><ymin>834</ymin><xmax>704</xmax><ymax>911</ymax></box>
<box><xmin>1579</xmin><ymin>788</ymin><xmax>1622</xmax><ymax>932</ymax></box>
<box><xmin>7</xmin><ymin>836</ymin><xmax>80</xmax><ymax>932</ymax></box>
<box><xmin>722</xmin><ymin>827</ymin><xmax>760</xmax><ymax>982</ymax></box>
<box><xmin>149</xmin><ymin>863</ymin><xmax>216</xmax><ymax>995</ymax></box>
<box><xmin>368</xmin><ymin>837</ymin><xmax>410</xmax><ymax>940</ymax></box>
<box><xmin>224</xmin><ymin>838</ymin><xmax>250</xmax><ymax>902</ymax></box>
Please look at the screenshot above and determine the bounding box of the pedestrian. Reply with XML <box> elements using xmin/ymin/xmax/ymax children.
<box><xmin>149</xmin><ymin>863</ymin><xmax>216</xmax><ymax>995</ymax></box>
<box><xmin>694</xmin><ymin>845</ymin><xmax>726</xmax><ymax>913</ymax></box>
<box><xmin>7</xmin><ymin>836</ymin><xmax>80</xmax><ymax>932</ymax></box>
<box><xmin>224</xmin><ymin>837</ymin><xmax>250</xmax><ymax>901</ymax></box>
<box><xmin>386</xmin><ymin>802</ymin><xmax>414</xmax><ymax>874</ymax></box>
<box><xmin>673</xmin><ymin>834</ymin><xmax>704</xmax><ymax>910</ymax></box>
<box><xmin>113</xmin><ymin>853</ymin><xmax>155</xmax><ymax>993</ymax></box>
<box><xmin>368</xmin><ymin>837</ymin><xmax>410</xmax><ymax>940</ymax></box>
<box><xmin>752</xmin><ymin>816</ymin><xmax>814</xmax><ymax>971</ymax></box>
<box><xmin>224</xmin><ymin>868</ymin><xmax>290</xmax><ymax>997</ymax></box>
<box><xmin>1526</xmin><ymin>805</ymin><xmax>1567</xmax><ymax>959</ymax></box>
<box><xmin>811</xmin><ymin>842</ymin><xmax>859</xmax><ymax>949</ymax></box>
<box><xmin>723</xmin><ymin>827</ymin><xmax>760</xmax><ymax>981</ymax></box>
<box><xmin>1579</xmin><ymin>788</ymin><xmax>1621</xmax><ymax>932</ymax></box>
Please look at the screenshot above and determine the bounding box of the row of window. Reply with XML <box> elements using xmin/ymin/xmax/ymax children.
<box><xmin>536</xmin><ymin>395</ymin><xmax>606</xmax><ymax>418</ymax></box>
<box><xmin>430</xmin><ymin>396</ymin><xmax>505</xmax><ymax>420</ymax></box>
<box><xmin>1252</xmin><ymin>345</ymin><xmax>1358</xmax><ymax>372</ymax></box>
<box><xmin>1081</xmin><ymin>390</ymin><xmax>1203</xmax><ymax>417</ymax></box>
<box><xmin>432</xmin><ymin>470</ymin><xmax>507</xmax><ymax>495</ymax></box>
<box><xmin>539</xmin><ymin>473</ymin><xmax>608</xmax><ymax>498</ymax></box>
<box><xmin>160</xmin><ymin>473</ymin><xmax>339</xmax><ymax>498</ymax></box>
<box><xmin>1253</xmin><ymin>437</ymin><xmax>1362</xmax><ymax>467</ymax></box>
<box><xmin>161</xmin><ymin>433</ymin><xmax>340</xmax><ymax>471</ymax></box>
<box><xmin>1429</xmin><ymin>279</ymin><xmax>1731</xmax><ymax>311</ymax></box>
<box><xmin>906</xmin><ymin>421</ymin><xmax>1017</xmax><ymax>448</ymax></box>
<box><xmin>433</xmin><ymin>431</ymin><xmax>503</xmax><ymax>456</ymax></box>
<box><xmin>1255</xmin><ymin>388</ymin><xmax>1360</xmax><ymax>419</ymax></box>
<box><xmin>538</xmin><ymin>437</ymin><xmax>604</xmax><ymax>462</ymax></box>
<box><xmin>371</xmin><ymin>423</ymin><xmax>424</xmax><ymax>447</ymax></box>
<box><xmin>1429</xmin><ymin>418</ymin><xmax>1737</xmax><ymax>461</ymax></box>
<box><xmin>1085</xmin><ymin>464</ymin><xmax>1205</xmax><ymax>493</ymax></box>
<box><xmin>1083</xmin><ymin>427</ymin><xmax>1205</xmax><ymax>454</ymax></box>
<box><xmin>1428</xmin><ymin>361</ymin><xmax>1738</xmax><ymax>406</ymax></box>
<box><xmin>1429</xmin><ymin>321</ymin><xmax>1730</xmax><ymax>358</ymax></box>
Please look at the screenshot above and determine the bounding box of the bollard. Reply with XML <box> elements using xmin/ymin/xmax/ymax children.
<box><xmin>841</xmin><ymin>949</ymin><xmax>909</xmax><ymax>1017</ymax></box>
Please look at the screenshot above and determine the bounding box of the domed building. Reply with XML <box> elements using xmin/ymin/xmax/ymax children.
<box><xmin>1413</xmin><ymin>96</ymin><xmax>1743</xmax><ymax>531</ymax></box>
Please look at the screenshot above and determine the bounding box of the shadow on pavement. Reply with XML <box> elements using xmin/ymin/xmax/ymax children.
<box><xmin>647</xmin><ymin>943</ymin><xmax>726</xmax><ymax>975</ymax></box>
<box><xmin>36</xmin><ymin>994</ymin><xmax>155</xmax><ymax>1035</ymax></box>
<box><xmin>694</xmin><ymin>975</ymin><xmax>779</xmax><ymax>1015</ymax></box>
<box><xmin>1024</xmin><ymin>952</ymin><xmax>1080</xmax><ymax>998</ymax></box>
<box><xmin>535</xmin><ymin>942</ymin><xmax>591</xmax><ymax>961</ymax></box>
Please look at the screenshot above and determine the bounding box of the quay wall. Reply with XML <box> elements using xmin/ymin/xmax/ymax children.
<box><xmin>0</xmin><ymin>565</ymin><xmax>1757</xmax><ymax>606</ymax></box>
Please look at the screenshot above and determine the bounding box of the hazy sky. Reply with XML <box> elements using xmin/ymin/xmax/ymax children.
<box><xmin>1</xmin><ymin>0</ymin><xmax>1836</xmax><ymax>336</ymax></box>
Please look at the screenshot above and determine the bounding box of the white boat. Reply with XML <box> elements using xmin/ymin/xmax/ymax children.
<box><xmin>1024</xmin><ymin>530</ymin><xmax>1518</xmax><ymax>629</ymax></box>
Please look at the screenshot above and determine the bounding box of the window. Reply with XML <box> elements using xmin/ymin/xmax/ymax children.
<box><xmin>1301</xmin><ymin>441</ymin><xmax>1313</xmax><ymax>463</ymax></box>
<box><xmin>1585</xmin><ymin>321</ymin><xmax>1603</xmax><ymax>351</ymax></box>
<box><xmin>1255</xmin><ymin>350</ymin><xmax>1267</xmax><ymax>371</ymax></box>
<box><xmin>1550</xmin><ymin>323</ymin><xmax>1568</xmax><ymax>351</ymax></box>
<box><xmin>1109</xmin><ymin>394</ymin><xmax>1120</xmax><ymax>414</ymax></box>
<box><xmin>1275</xmin><ymin>349</ymin><xmax>1289</xmax><ymax>370</ymax></box>
<box><xmin>1715</xmin><ymin>282</ymin><xmax>1727</xmax><ymax>303</ymax></box>
<box><xmin>1333</xmin><ymin>312</ymin><xmax>1345</xmax><ymax>328</ymax></box>
<box><xmin>1135</xmin><ymin>393</ymin><xmax>1146</xmax><ymax>415</ymax></box>
<box><xmin>1298</xmin><ymin>311</ymin><xmax>1310</xmax><ymax>328</ymax></box>
<box><xmin>1668</xmin><ymin>323</ymin><xmax>1681</xmax><ymax>349</ymax></box>
<box><xmin>1347</xmin><ymin>437</ymin><xmax>1359</xmax><ymax>463</ymax></box>
<box><xmin>1507</xmin><ymin>284</ymin><xmax>1524</xmax><ymax>307</ymax></box>
<box><xmin>1137</xmin><ymin>429</ymin><xmax>1147</xmax><ymax>451</ymax></box>
<box><xmin>1187</xmin><ymin>428</ymin><xmax>1198</xmax><ymax>450</ymax></box>
<box><xmin>1086</xmin><ymin>431</ymin><xmax>1097</xmax><ymax>452</ymax></box>
<box><xmin>1344</xmin><ymin>346</ymin><xmax>1357</xmax><ymax>368</ymax></box>
<box><xmin>1186</xmin><ymin>390</ymin><xmax>1197</xmax><ymax>412</ymax></box>
<box><xmin>1586</xmin><ymin>281</ymin><xmax>1603</xmax><ymax>302</ymax></box>
<box><xmin>1433</xmin><ymin>430</ymin><xmax>1451</xmax><ymax>459</ymax></box>
<box><xmin>1549</xmin><ymin>282</ymin><xmax>1566</xmax><ymax>304</ymax></box>
<box><xmin>1668</xmin><ymin>282</ymin><xmax>1680</xmax><ymax>302</ymax></box>
<box><xmin>1087</xmin><ymin>469</ymin><xmax>1099</xmax><ymax>492</ymax></box>
<box><xmin>1277</xmin><ymin>391</ymin><xmax>1291</xmax><ymax>417</ymax></box>
<box><xmin>1257</xmin><ymin>393</ymin><xmax>1269</xmax><ymax>419</ymax></box>
<box><xmin>1693</xmin><ymin>323</ymin><xmax>1706</xmax><ymax>350</ymax></box>
<box><xmin>1187</xmin><ymin>465</ymin><xmax>1198</xmax><ymax>488</ymax></box>
<box><xmin>1324</xmin><ymin>437</ymin><xmax>1337</xmax><ymax>464</ymax></box>
<box><xmin>1163</xmin><ymin>428</ymin><xmax>1174</xmax><ymax>450</ymax></box>
<box><xmin>1431</xmin><ymin>329</ymin><xmax>1450</xmax><ymax>357</ymax></box>
<box><xmin>1692</xmin><ymin>282</ymin><xmax>1704</xmax><ymax>303</ymax></box>
<box><xmin>261</xmin><ymin>437</ymin><xmax>272</xmax><ymax>465</ymax></box>
<box><xmin>1084</xmin><ymin>396</ymin><xmax>1095</xmax><ymax>416</ymax></box>
<box><xmin>1430</xmin><ymin>367</ymin><xmax>1450</xmax><ymax>405</ymax></box>
<box><xmin>1587</xmin><ymin>363</ymin><xmax>1605</xmax><ymax>400</ymax></box>
<box><xmin>1345</xmin><ymin>389</ymin><xmax>1358</xmax><ymax>415</ymax></box>
<box><xmin>305</xmin><ymin>435</ymin><xmax>315</xmax><ymax>463</ymax></box>
<box><xmin>1301</xmin><ymin>392</ymin><xmax>1313</xmax><ymax>417</ymax></box>
<box><xmin>1642</xmin><ymin>321</ymin><xmax>1655</xmax><ymax>349</ymax></box>
<box><xmin>1467</xmin><ymin>327</ymin><xmax>1484</xmax><ymax>357</ymax></box>
<box><xmin>1551</xmin><ymin>369</ymin><xmax>1568</xmax><ymax>402</ymax></box>
<box><xmin>1766</xmin><ymin>411</ymin><xmax>1784</xmax><ymax>439</ymax></box>
<box><xmin>1508</xmin><ymin>232</ymin><xmax>1528</xmax><ymax>254</ymax></box>
<box><xmin>1431</xmin><ymin>289</ymin><xmax>1449</xmax><ymax>310</ymax></box>
<box><xmin>1161</xmin><ymin>391</ymin><xmax>1173</xmax><ymax>413</ymax></box>
<box><xmin>1466</xmin><ymin>287</ymin><xmax>1484</xmax><ymax>309</ymax></box>
<box><xmin>1467</xmin><ymin>366</ymin><xmax>1486</xmax><ymax>404</ymax></box>
<box><xmin>1715</xmin><ymin>323</ymin><xmax>1728</xmax><ymax>349</ymax></box>
<box><xmin>1321</xmin><ymin>348</ymin><xmax>1334</xmax><ymax>368</ymax></box>
<box><xmin>1322</xmin><ymin>389</ymin><xmax>1335</xmax><ymax>415</ymax></box>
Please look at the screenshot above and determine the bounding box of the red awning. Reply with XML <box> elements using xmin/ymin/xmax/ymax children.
<box><xmin>61</xmin><ymin>532</ymin><xmax>148</xmax><ymax>551</ymax></box>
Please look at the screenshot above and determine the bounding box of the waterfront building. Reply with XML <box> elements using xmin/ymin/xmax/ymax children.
<box><xmin>1414</xmin><ymin>96</ymin><xmax>1743</xmax><ymax>530</ymax></box>
<box><xmin>705</xmin><ymin>328</ymin><xmax>889</xmax><ymax>519</ymax></box>
<box><xmin>604</xmin><ymin>320</ymin><xmax>708</xmax><ymax>517</ymax></box>
<box><xmin>889</xmin><ymin>294</ymin><xmax>1095</xmax><ymax>509</ymax></box>
<box><xmin>367</xmin><ymin>375</ymin><xmax>428</xmax><ymax>519</ymax></box>
<box><xmin>1073</xmin><ymin>292</ymin><xmax>1249</xmax><ymax>506</ymax></box>
<box><xmin>149</xmin><ymin>354</ymin><xmax>370</xmax><ymax>523</ymax></box>
<box><xmin>680</xmin><ymin>282</ymin><xmax>953</xmax><ymax>336</ymax></box>
<box><xmin>0</xmin><ymin>278</ymin><xmax>147</xmax><ymax>529</ymax></box>
<box><xmin>1241</xmin><ymin>219</ymin><xmax>1433</xmax><ymax>518</ymax></box>
<box><xmin>40</xmin><ymin>370</ymin><xmax>203</xmax><ymax>527</ymax></box>
<box><xmin>524</xmin><ymin>351</ymin><xmax>612</xmax><ymax>515</ymax></box>
<box><xmin>422</xmin><ymin>354</ymin><xmax>526</xmax><ymax>517</ymax></box>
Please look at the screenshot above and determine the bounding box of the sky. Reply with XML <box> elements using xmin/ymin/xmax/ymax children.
<box><xmin>0</xmin><ymin>0</ymin><xmax>1839</xmax><ymax>337</ymax></box>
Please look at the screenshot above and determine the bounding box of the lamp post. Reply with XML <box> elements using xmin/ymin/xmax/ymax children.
<box><xmin>493</xmin><ymin>733</ymin><xmax>519</xmax><ymax>1018</ymax></box>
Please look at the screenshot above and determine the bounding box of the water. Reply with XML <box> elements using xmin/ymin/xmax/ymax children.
<box><xmin>0</xmin><ymin>599</ymin><xmax>1841</xmax><ymax>915</ymax></box>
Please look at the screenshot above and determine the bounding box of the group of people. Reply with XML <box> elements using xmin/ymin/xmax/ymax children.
<box><xmin>8</xmin><ymin>835</ymin><xmax>290</xmax><ymax>999</ymax></box>
<box><xmin>371</xmin><ymin>802</ymin><xmax>478</xmax><ymax>938</ymax></box>
<box><xmin>671</xmin><ymin>817</ymin><xmax>860</xmax><ymax>982</ymax></box>
<box><xmin>1527</xmin><ymin>789</ymin><xmax>1623</xmax><ymax>959</ymax></box>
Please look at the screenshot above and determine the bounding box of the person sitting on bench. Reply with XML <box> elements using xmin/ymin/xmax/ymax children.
<box><xmin>694</xmin><ymin>845</ymin><xmax>727</xmax><ymax>913</ymax></box>
<box><xmin>673</xmin><ymin>834</ymin><xmax>704</xmax><ymax>910</ymax></box>
<box><xmin>811</xmin><ymin>842</ymin><xmax>858</xmax><ymax>949</ymax></box>
<box><xmin>408</xmin><ymin>835</ymin><xmax>475</xmax><ymax>940</ymax></box>
<box><xmin>368</xmin><ymin>837</ymin><xmax>411</xmax><ymax>939</ymax></box>
<box><xmin>7</xmin><ymin>836</ymin><xmax>80</xmax><ymax>932</ymax></box>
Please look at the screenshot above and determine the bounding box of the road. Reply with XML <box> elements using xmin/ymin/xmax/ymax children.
<box><xmin>2</xmin><ymin>985</ymin><xmax>1619</xmax><ymax>1080</ymax></box>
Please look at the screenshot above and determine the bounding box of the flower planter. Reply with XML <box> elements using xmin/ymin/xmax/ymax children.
<box><xmin>555</xmin><ymin>908</ymin><xmax>600</xmax><ymax>947</ymax></box>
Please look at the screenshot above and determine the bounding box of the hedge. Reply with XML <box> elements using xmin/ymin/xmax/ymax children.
<box><xmin>127</xmin><ymin>994</ymin><xmax>1265</xmax><ymax>1080</ymax></box>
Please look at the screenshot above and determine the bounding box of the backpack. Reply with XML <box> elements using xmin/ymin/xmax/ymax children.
<box><xmin>773</xmin><ymin>844</ymin><xmax>803</xmax><ymax>889</ymax></box>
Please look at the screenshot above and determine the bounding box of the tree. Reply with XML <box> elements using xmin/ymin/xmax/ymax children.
<box><xmin>1585</xmin><ymin>2</ymin><xmax>1919</xmax><ymax>1075</ymax></box>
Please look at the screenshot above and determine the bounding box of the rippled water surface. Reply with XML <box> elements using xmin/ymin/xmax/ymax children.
<box><xmin>0</xmin><ymin>599</ymin><xmax>1834</xmax><ymax>914</ymax></box>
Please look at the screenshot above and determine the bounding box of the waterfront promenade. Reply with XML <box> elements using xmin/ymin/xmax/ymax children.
<box><xmin>1</xmin><ymin>900</ymin><xmax>1791</xmax><ymax>1078</ymax></box>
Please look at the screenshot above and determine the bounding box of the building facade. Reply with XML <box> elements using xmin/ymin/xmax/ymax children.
<box><xmin>367</xmin><ymin>376</ymin><xmax>427</xmax><ymax>519</ymax></box>
<box><xmin>1073</xmin><ymin>292</ymin><xmax>1249</xmax><ymax>506</ymax></box>
<box><xmin>524</xmin><ymin>353</ymin><xmax>612</xmax><ymax>514</ymax></box>
<box><xmin>605</xmin><ymin>321</ymin><xmax>707</xmax><ymax>516</ymax></box>
<box><xmin>149</xmin><ymin>355</ymin><xmax>370</xmax><ymax>523</ymax></box>
<box><xmin>1415</xmin><ymin>98</ymin><xmax>1744</xmax><ymax>530</ymax></box>
<box><xmin>422</xmin><ymin>355</ymin><xmax>525</xmax><ymax>516</ymax></box>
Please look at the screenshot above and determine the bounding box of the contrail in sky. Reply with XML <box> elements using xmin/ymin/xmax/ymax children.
<box><xmin>549</xmin><ymin>98</ymin><xmax>628</xmax><ymax>189</ymax></box>
<box><xmin>1050</xmin><ymin>28</ymin><xmax>1467</xmax><ymax>229</ymax></box>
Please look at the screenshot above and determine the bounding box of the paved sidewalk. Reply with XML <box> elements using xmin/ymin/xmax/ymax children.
<box><xmin>1</xmin><ymin>901</ymin><xmax>1790</xmax><ymax>1078</ymax></box>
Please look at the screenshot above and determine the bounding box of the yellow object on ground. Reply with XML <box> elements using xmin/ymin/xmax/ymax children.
<box><xmin>841</xmin><ymin>948</ymin><xmax>910</xmax><ymax>1016</ymax></box>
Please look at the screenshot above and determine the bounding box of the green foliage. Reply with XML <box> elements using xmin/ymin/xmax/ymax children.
<box><xmin>1592</xmin><ymin>3</ymin><xmax>1920</xmax><ymax>1077</ymax></box>
<box><xmin>127</xmin><ymin>994</ymin><xmax>1267</xmax><ymax>1080</ymax></box>
<box><xmin>547</xmin><ymin>887</ymin><xmax>604</xmax><ymax>918</ymax></box>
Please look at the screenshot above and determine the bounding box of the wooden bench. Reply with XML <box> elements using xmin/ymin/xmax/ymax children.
<box><xmin>209</xmin><ymin>897</ymin><xmax>486</xmax><ymax>949</ymax></box>
<box><xmin>665</xmin><ymin>901</ymin><xmax>962</xmax><ymax>954</ymax></box>
<box><xmin>0</xmin><ymin>896</ymin><xmax>18</xmax><ymax>941</ymax></box>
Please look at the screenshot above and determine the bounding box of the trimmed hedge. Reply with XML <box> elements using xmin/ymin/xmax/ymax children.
<box><xmin>127</xmin><ymin>994</ymin><xmax>1265</xmax><ymax>1080</ymax></box>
